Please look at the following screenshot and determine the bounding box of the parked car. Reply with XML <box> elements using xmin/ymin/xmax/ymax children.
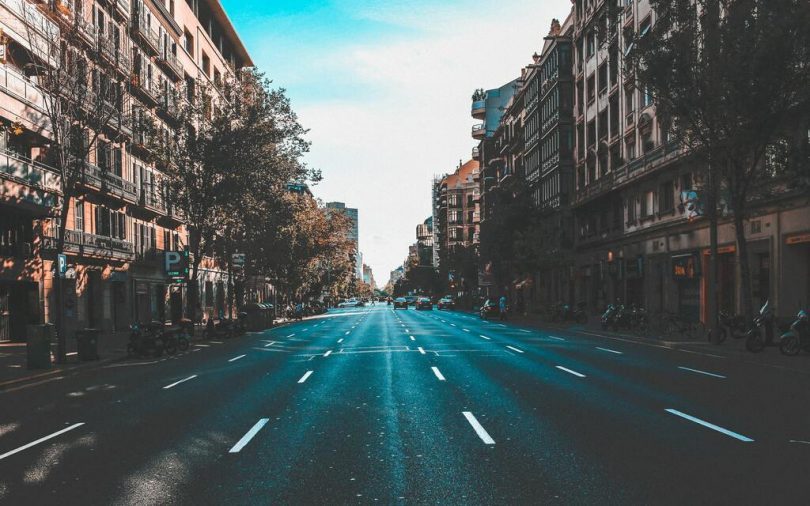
<box><xmin>437</xmin><ymin>297</ymin><xmax>455</xmax><ymax>310</ymax></box>
<box><xmin>416</xmin><ymin>297</ymin><xmax>433</xmax><ymax>310</ymax></box>
<box><xmin>393</xmin><ymin>297</ymin><xmax>408</xmax><ymax>309</ymax></box>
<box><xmin>404</xmin><ymin>295</ymin><xmax>418</xmax><ymax>306</ymax></box>
<box><xmin>479</xmin><ymin>299</ymin><xmax>500</xmax><ymax>320</ymax></box>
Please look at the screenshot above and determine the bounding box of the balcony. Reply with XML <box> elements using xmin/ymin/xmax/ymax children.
<box><xmin>471</xmin><ymin>100</ymin><xmax>486</xmax><ymax>120</ymax></box>
<box><xmin>80</xmin><ymin>160</ymin><xmax>138</xmax><ymax>203</ymax></box>
<box><xmin>139</xmin><ymin>190</ymin><xmax>166</xmax><ymax>215</ymax></box>
<box><xmin>43</xmin><ymin>229</ymin><xmax>134</xmax><ymax>261</ymax></box>
<box><xmin>471</xmin><ymin>146</ymin><xmax>480</xmax><ymax>159</ymax></box>
<box><xmin>0</xmin><ymin>0</ymin><xmax>59</xmax><ymax>40</ymax></box>
<box><xmin>131</xmin><ymin>11</ymin><xmax>160</xmax><ymax>55</ymax></box>
<box><xmin>0</xmin><ymin>63</ymin><xmax>47</xmax><ymax>114</ymax></box>
<box><xmin>98</xmin><ymin>33</ymin><xmax>131</xmax><ymax>76</ymax></box>
<box><xmin>157</xmin><ymin>50</ymin><xmax>183</xmax><ymax>81</ymax></box>
<box><xmin>131</xmin><ymin>69</ymin><xmax>158</xmax><ymax>104</ymax></box>
<box><xmin>471</xmin><ymin>123</ymin><xmax>486</xmax><ymax>140</ymax></box>
<box><xmin>0</xmin><ymin>149</ymin><xmax>61</xmax><ymax>209</ymax></box>
<box><xmin>116</xmin><ymin>0</ymin><xmax>130</xmax><ymax>20</ymax></box>
<box><xmin>157</xmin><ymin>90</ymin><xmax>180</xmax><ymax>121</ymax></box>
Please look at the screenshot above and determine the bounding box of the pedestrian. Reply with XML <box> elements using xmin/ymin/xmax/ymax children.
<box><xmin>499</xmin><ymin>295</ymin><xmax>508</xmax><ymax>321</ymax></box>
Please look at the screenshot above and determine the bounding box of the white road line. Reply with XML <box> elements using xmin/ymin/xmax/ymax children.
<box><xmin>323</xmin><ymin>350</ymin><xmax>332</xmax><ymax>357</ymax></box>
<box><xmin>506</xmin><ymin>345</ymin><xmax>525</xmax><ymax>354</ymax></box>
<box><xmin>556</xmin><ymin>366</ymin><xmax>586</xmax><ymax>378</ymax></box>
<box><xmin>418</xmin><ymin>346</ymin><xmax>426</xmax><ymax>355</ymax></box>
<box><xmin>229</xmin><ymin>354</ymin><xmax>246</xmax><ymax>362</ymax></box>
<box><xmin>345</xmin><ymin>331</ymin><xmax>350</xmax><ymax>335</ymax></box>
<box><xmin>519</xmin><ymin>329</ymin><xmax>532</xmax><ymax>334</ymax></box>
<box><xmin>431</xmin><ymin>366</ymin><xmax>446</xmax><ymax>381</ymax></box>
<box><xmin>211</xmin><ymin>340</ymin><xmax>224</xmax><ymax>344</ymax></box>
<box><xmin>547</xmin><ymin>335</ymin><xmax>566</xmax><ymax>341</ymax></box>
<box><xmin>405</xmin><ymin>329</ymin><xmax>410</xmax><ymax>333</ymax></box>
<box><xmin>0</xmin><ymin>423</ymin><xmax>85</xmax><ymax>461</ymax></box>
<box><xmin>264</xmin><ymin>342</ymin><xmax>276</xmax><ymax>348</ymax></box>
<box><xmin>298</xmin><ymin>371</ymin><xmax>314</xmax><ymax>384</ymax></box>
<box><xmin>65</xmin><ymin>352</ymin><xmax>78</xmax><ymax>357</ymax></box>
<box><xmin>480</xmin><ymin>335</ymin><xmax>491</xmax><ymax>340</ymax></box>
<box><xmin>410</xmin><ymin>336</ymin><xmax>416</xmax><ymax>341</ymax></box>
<box><xmin>596</xmin><ymin>347</ymin><xmax>623</xmax><ymax>355</ymax></box>
<box><xmin>678</xmin><ymin>366</ymin><xmax>726</xmax><ymax>379</ymax></box>
<box><xmin>337</xmin><ymin>338</ymin><xmax>344</xmax><ymax>343</ymax></box>
<box><xmin>462</xmin><ymin>412</ymin><xmax>495</xmax><ymax>445</ymax></box>
<box><xmin>194</xmin><ymin>344</ymin><xmax>210</xmax><ymax>347</ymax></box>
<box><xmin>665</xmin><ymin>409</ymin><xmax>753</xmax><ymax>442</ymax></box>
<box><xmin>286</xmin><ymin>334</ymin><xmax>295</xmax><ymax>338</ymax></box>
<box><xmin>450</xmin><ymin>323</ymin><xmax>457</xmax><ymax>327</ymax></box>
<box><xmin>229</xmin><ymin>418</ymin><xmax>270</xmax><ymax>453</ymax></box>
<box><xmin>163</xmin><ymin>375</ymin><xmax>198</xmax><ymax>390</ymax></box>
<box><xmin>463</xmin><ymin>328</ymin><xmax>470</xmax><ymax>332</ymax></box>
<box><xmin>497</xmin><ymin>324</ymin><xmax>506</xmax><ymax>328</ymax></box>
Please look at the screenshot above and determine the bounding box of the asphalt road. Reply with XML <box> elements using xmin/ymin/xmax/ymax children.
<box><xmin>2</xmin><ymin>305</ymin><xmax>810</xmax><ymax>505</ymax></box>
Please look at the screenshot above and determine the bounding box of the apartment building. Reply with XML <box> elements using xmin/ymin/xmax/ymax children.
<box><xmin>570</xmin><ymin>0</ymin><xmax>810</xmax><ymax>320</ymax></box>
<box><xmin>0</xmin><ymin>0</ymin><xmax>252</xmax><ymax>341</ymax></box>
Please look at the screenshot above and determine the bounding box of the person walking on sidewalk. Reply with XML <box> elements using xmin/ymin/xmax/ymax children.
<box><xmin>499</xmin><ymin>295</ymin><xmax>508</xmax><ymax>321</ymax></box>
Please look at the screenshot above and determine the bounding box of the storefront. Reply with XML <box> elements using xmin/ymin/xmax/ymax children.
<box><xmin>672</xmin><ymin>252</ymin><xmax>701</xmax><ymax>321</ymax></box>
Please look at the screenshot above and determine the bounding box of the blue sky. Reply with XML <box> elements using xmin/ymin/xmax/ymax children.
<box><xmin>221</xmin><ymin>0</ymin><xmax>572</xmax><ymax>285</ymax></box>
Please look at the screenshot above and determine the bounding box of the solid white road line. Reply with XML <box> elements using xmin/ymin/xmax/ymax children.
<box><xmin>298</xmin><ymin>371</ymin><xmax>314</xmax><ymax>384</ymax></box>
<box><xmin>229</xmin><ymin>418</ymin><xmax>270</xmax><ymax>453</ymax></box>
<box><xmin>418</xmin><ymin>346</ymin><xmax>426</xmax><ymax>355</ymax></box>
<box><xmin>462</xmin><ymin>412</ymin><xmax>495</xmax><ymax>445</ymax></box>
<box><xmin>480</xmin><ymin>335</ymin><xmax>491</xmax><ymax>340</ymax></box>
<box><xmin>264</xmin><ymin>342</ymin><xmax>276</xmax><ymax>348</ymax></box>
<box><xmin>506</xmin><ymin>345</ymin><xmax>525</xmax><ymax>354</ymax></box>
<box><xmin>163</xmin><ymin>375</ymin><xmax>198</xmax><ymax>390</ymax></box>
<box><xmin>0</xmin><ymin>423</ymin><xmax>86</xmax><ymax>461</ymax></box>
<box><xmin>337</xmin><ymin>338</ymin><xmax>344</xmax><ymax>343</ymax></box>
<box><xmin>410</xmin><ymin>336</ymin><xmax>416</xmax><ymax>341</ymax></box>
<box><xmin>431</xmin><ymin>366</ymin><xmax>446</xmax><ymax>381</ymax></box>
<box><xmin>678</xmin><ymin>366</ymin><xmax>726</xmax><ymax>379</ymax></box>
<box><xmin>665</xmin><ymin>409</ymin><xmax>753</xmax><ymax>442</ymax></box>
<box><xmin>556</xmin><ymin>366</ymin><xmax>586</xmax><ymax>378</ymax></box>
<box><xmin>323</xmin><ymin>350</ymin><xmax>332</xmax><ymax>357</ymax></box>
<box><xmin>596</xmin><ymin>347</ymin><xmax>623</xmax><ymax>355</ymax></box>
<box><xmin>229</xmin><ymin>354</ymin><xmax>246</xmax><ymax>362</ymax></box>
<box><xmin>547</xmin><ymin>336</ymin><xmax>566</xmax><ymax>341</ymax></box>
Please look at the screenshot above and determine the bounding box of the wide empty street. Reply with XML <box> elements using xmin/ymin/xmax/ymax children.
<box><xmin>2</xmin><ymin>306</ymin><xmax>810</xmax><ymax>504</ymax></box>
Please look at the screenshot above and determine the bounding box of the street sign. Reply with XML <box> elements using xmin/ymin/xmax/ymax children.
<box><xmin>57</xmin><ymin>254</ymin><xmax>67</xmax><ymax>277</ymax></box>
<box><xmin>232</xmin><ymin>253</ymin><xmax>245</xmax><ymax>267</ymax></box>
<box><xmin>165</xmin><ymin>249</ymin><xmax>189</xmax><ymax>281</ymax></box>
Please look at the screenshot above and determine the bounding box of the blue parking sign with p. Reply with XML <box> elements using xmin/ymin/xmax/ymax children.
<box><xmin>57</xmin><ymin>254</ymin><xmax>67</xmax><ymax>277</ymax></box>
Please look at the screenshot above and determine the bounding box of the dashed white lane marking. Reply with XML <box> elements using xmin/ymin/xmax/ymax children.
<box><xmin>547</xmin><ymin>336</ymin><xmax>566</xmax><ymax>341</ymax></box>
<box><xmin>480</xmin><ymin>335</ymin><xmax>491</xmax><ymax>340</ymax></box>
<box><xmin>264</xmin><ymin>342</ymin><xmax>276</xmax><ymax>348</ymax></box>
<box><xmin>211</xmin><ymin>340</ymin><xmax>224</xmax><ymax>344</ymax></box>
<box><xmin>323</xmin><ymin>350</ymin><xmax>332</xmax><ymax>357</ymax></box>
<box><xmin>519</xmin><ymin>329</ymin><xmax>532</xmax><ymax>333</ymax></box>
<box><xmin>298</xmin><ymin>371</ymin><xmax>314</xmax><ymax>384</ymax></box>
<box><xmin>405</xmin><ymin>329</ymin><xmax>410</xmax><ymax>333</ymax></box>
<box><xmin>556</xmin><ymin>366</ymin><xmax>586</xmax><ymax>378</ymax></box>
<box><xmin>497</xmin><ymin>324</ymin><xmax>506</xmax><ymax>328</ymax></box>
<box><xmin>194</xmin><ymin>344</ymin><xmax>211</xmax><ymax>347</ymax></box>
<box><xmin>0</xmin><ymin>423</ymin><xmax>86</xmax><ymax>461</ymax></box>
<box><xmin>66</xmin><ymin>352</ymin><xmax>78</xmax><ymax>357</ymax></box>
<box><xmin>418</xmin><ymin>347</ymin><xmax>426</xmax><ymax>355</ymax></box>
<box><xmin>163</xmin><ymin>375</ymin><xmax>198</xmax><ymax>389</ymax></box>
<box><xmin>345</xmin><ymin>331</ymin><xmax>351</xmax><ymax>335</ymax></box>
<box><xmin>596</xmin><ymin>347</ymin><xmax>623</xmax><ymax>355</ymax></box>
<box><xmin>286</xmin><ymin>334</ymin><xmax>295</xmax><ymax>338</ymax></box>
<box><xmin>431</xmin><ymin>366</ymin><xmax>446</xmax><ymax>381</ymax></box>
<box><xmin>229</xmin><ymin>418</ymin><xmax>270</xmax><ymax>453</ymax></box>
<box><xmin>462</xmin><ymin>412</ymin><xmax>495</xmax><ymax>445</ymax></box>
<box><xmin>337</xmin><ymin>338</ymin><xmax>344</xmax><ymax>344</ymax></box>
<box><xmin>229</xmin><ymin>354</ymin><xmax>246</xmax><ymax>362</ymax></box>
<box><xmin>410</xmin><ymin>336</ymin><xmax>416</xmax><ymax>341</ymax></box>
<box><xmin>678</xmin><ymin>366</ymin><xmax>726</xmax><ymax>379</ymax></box>
<box><xmin>463</xmin><ymin>328</ymin><xmax>470</xmax><ymax>332</ymax></box>
<box><xmin>506</xmin><ymin>345</ymin><xmax>524</xmax><ymax>354</ymax></box>
<box><xmin>450</xmin><ymin>323</ymin><xmax>457</xmax><ymax>327</ymax></box>
<box><xmin>665</xmin><ymin>409</ymin><xmax>753</xmax><ymax>442</ymax></box>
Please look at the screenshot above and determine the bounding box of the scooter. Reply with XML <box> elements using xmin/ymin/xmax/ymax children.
<box><xmin>707</xmin><ymin>310</ymin><xmax>749</xmax><ymax>343</ymax></box>
<box><xmin>127</xmin><ymin>322</ymin><xmax>164</xmax><ymax>358</ymax></box>
<box><xmin>745</xmin><ymin>300</ymin><xmax>776</xmax><ymax>353</ymax></box>
<box><xmin>601</xmin><ymin>304</ymin><xmax>619</xmax><ymax>330</ymax></box>
<box><xmin>553</xmin><ymin>302</ymin><xmax>588</xmax><ymax>324</ymax></box>
<box><xmin>778</xmin><ymin>310</ymin><xmax>810</xmax><ymax>356</ymax></box>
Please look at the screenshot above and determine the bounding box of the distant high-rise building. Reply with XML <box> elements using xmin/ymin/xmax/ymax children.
<box><xmin>326</xmin><ymin>202</ymin><xmax>362</xmax><ymax>279</ymax></box>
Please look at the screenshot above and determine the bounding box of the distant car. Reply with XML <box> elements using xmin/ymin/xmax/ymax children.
<box><xmin>416</xmin><ymin>297</ymin><xmax>433</xmax><ymax>310</ymax></box>
<box><xmin>355</xmin><ymin>301</ymin><xmax>366</xmax><ymax>307</ymax></box>
<box><xmin>437</xmin><ymin>297</ymin><xmax>455</xmax><ymax>310</ymax></box>
<box><xmin>404</xmin><ymin>296</ymin><xmax>418</xmax><ymax>306</ymax></box>
<box><xmin>479</xmin><ymin>299</ymin><xmax>500</xmax><ymax>320</ymax></box>
<box><xmin>393</xmin><ymin>297</ymin><xmax>408</xmax><ymax>309</ymax></box>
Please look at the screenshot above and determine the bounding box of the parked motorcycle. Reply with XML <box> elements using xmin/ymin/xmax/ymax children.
<box><xmin>745</xmin><ymin>300</ymin><xmax>776</xmax><ymax>353</ymax></box>
<box><xmin>551</xmin><ymin>302</ymin><xmax>588</xmax><ymax>324</ymax></box>
<box><xmin>707</xmin><ymin>310</ymin><xmax>749</xmax><ymax>343</ymax></box>
<box><xmin>778</xmin><ymin>310</ymin><xmax>810</xmax><ymax>356</ymax></box>
<box><xmin>601</xmin><ymin>304</ymin><xmax>620</xmax><ymax>330</ymax></box>
<box><xmin>127</xmin><ymin>322</ymin><xmax>164</xmax><ymax>358</ymax></box>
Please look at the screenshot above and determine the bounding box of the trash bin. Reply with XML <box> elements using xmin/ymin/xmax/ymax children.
<box><xmin>26</xmin><ymin>323</ymin><xmax>54</xmax><ymax>370</ymax></box>
<box><xmin>75</xmin><ymin>329</ymin><xmax>100</xmax><ymax>361</ymax></box>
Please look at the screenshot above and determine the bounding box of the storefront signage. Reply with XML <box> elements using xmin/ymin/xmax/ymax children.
<box><xmin>672</xmin><ymin>253</ymin><xmax>700</xmax><ymax>279</ymax></box>
<box><xmin>786</xmin><ymin>233</ymin><xmax>810</xmax><ymax>245</ymax></box>
<box><xmin>164</xmin><ymin>250</ymin><xmax>189</xmax><ymax>281</ymax></box>
<box><xmin>703</xmin><ymin>245</ymin><xmax>736</xmax><ymax>255</ymax></box>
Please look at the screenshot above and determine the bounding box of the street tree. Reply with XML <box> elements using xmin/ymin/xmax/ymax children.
<box><xmin>624</xmin><ymin>0</ymin><xmax>810</xmax><ymax>321</ymax></box>
<box><xmin>18</xmin><ymin>4</ymin><xmax>131</xmax><ymax>361</ymax></box>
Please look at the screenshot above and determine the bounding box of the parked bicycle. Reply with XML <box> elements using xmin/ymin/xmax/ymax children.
<box><xmin>658</xmin><ymin>312</ymin><xmax>705</xmax><ymax>340</ymax></box>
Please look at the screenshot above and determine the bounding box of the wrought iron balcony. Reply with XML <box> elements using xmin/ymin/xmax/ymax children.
<box><xmin>472</xmin><ymin>123</ymin><xmax>486</xmax><ymax>140</ymax></box>
<box><xmin>471</xmin><ymin>100</ymin><xmax>486</xmax><ymax>120</ymax></box>
<box><xmin>157</xmin><ymin>50</ymin><xmax>183</xmax><ymax>81</ymax></box>
<box><xmin>131</xmin><ymin>10</ymin><xmax>160</xmax><ymax>54</ymax></box>
<box><xmin>0</xmin><ymin>149</ymin><xmax>61</xmax><ymax>208</ymax></box>
<box><xmin>81</xmin><ymin>160</ymin><xmax>138</xmax><ymax>203</ymax></box>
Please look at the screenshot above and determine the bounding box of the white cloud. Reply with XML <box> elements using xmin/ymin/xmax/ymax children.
<box><xmin>294</xmin><ymin>0</ymin><xmax>573</xmax><ymax>282</ymax></box>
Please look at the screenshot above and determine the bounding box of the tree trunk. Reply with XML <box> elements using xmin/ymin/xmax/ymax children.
<box><xmin>706</xmin><ymin>165</ymin><xmax>721</xmax><ymax>344</ymax></box>
<box><xmin>732</xmin><ymin>194</ymin><xmax>755</xmax><ymax>319</ymax></box>
<box><xmin>187</xmin><ymin>229</ymin><xmax>204</xmax><ymax>322</ymax></box>
<box><xmin>54</xmin><ymin>198</ymin><xmax>71</xmax><ymax>363</ymax></box>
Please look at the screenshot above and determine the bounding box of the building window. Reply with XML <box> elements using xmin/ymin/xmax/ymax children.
<box><xmin>183</xmin><ymin>28</ymin><xmax>194</xmax><ymax>54</ymax></box>
<box><xmin>627</xmin><ymin>195</ymin><xmax>637</xmax><ymax>224</ymax></box>
<box><xmin>201</xmin><ymin>51</ymin><xmax>210</xmax><ymax>76</ymax></box>
<box><xmin>75</xmin><ymin>202</ymin><xmax>84</xmax><ymax>232</ymax></box>
<box><xmin>587</xmin><ymin>74</ymin><xmax>595</xmax><ymax>103</ymax></box>
<box><xmin>659</xmin><ymin>180</ymin><xmax>674</xmax><ymax>213</ymax></box>
<box><xmin>640</xmin><ymin>190</ymin><xmax>654</xmax><ymax>218</ymax></box>
<box><xmin>586</xmin><ymin>31</ymin><xmax>595</xmax><ymax>58</ymax></box>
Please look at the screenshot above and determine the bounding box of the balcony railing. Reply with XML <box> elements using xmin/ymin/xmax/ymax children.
<box><xmin>157</xmin><ymin>50</ymin><xmax>183</xmax><ymax>80</ymax></box>
<box><xmin>131</xmin><ymin>69</ymin><xmax>159</xmax><ymax>103</ymax></box>
<box><xmin>0</xmin><ymin>149</ymin><xmax>61</xmax><ymax>206</ymax></box>
<box><xmin>472</xmin><ymin>123</ymin><xmax>486</xmax><ymax>139</ymax></box>
<box><xmin>0</xmin><ymin>0</ymin><xmax>60</xmax><ymax>40</ymax></box>
<box><xmin>140</xmin><ymin>190</ymin><xmax>166</xmax><ymax>214</ymax></box>
<box><xmin>0</xmin><ymin>63</ymin><xmax>47</xmax><ymax>113</ymax></box>
<box><xmin>81</xmin><ymin>160</ymin><xmax>138</xmax><ymax>202</ymax></box>
<box><xmin>472</xmin><ymin>147</ymin><xmax>480</xmax><ymax>159</ymax></box>
<box><xmin>131</xmin><ymin>11</ymin><xmax>160</xmax><ymax>54</ymax></box>
<box><xmin>471</xmin><ymin>99</ymin><xmax>486</xmax><ymax>119</ymax></box>
<box><xmin>43</xmin><ymin>229</ymin><xmax>134</xmax><ymax>260</ymax></box>
<box><xmin>116</xmin><ymin>0</ymin><xmax>131</xmax><ymax>19</ymax></box>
